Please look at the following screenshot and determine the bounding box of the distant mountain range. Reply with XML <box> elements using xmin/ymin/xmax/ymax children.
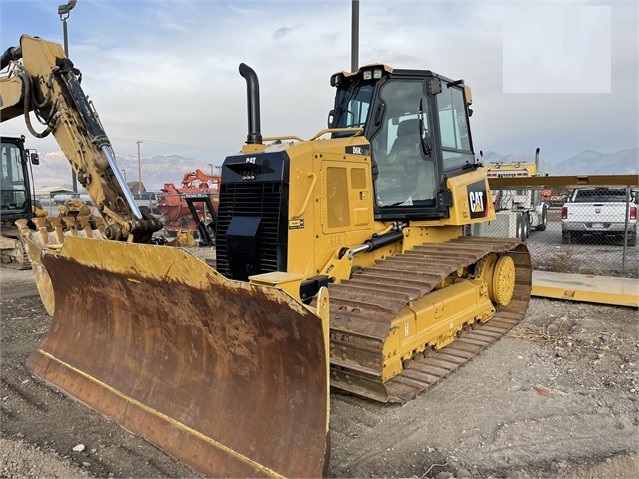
<box><xmin>34</xmin><ymin>152</ymin><xmax>221</xmax><ymax>193</ymax></box>
<box><xmin>547</xmin><ymin>148</ymin><xmax>638</xmax><ymax>176</ymax></box>
<box><xmin>34</xmin><ymin>147</ymin><xmax>638</xmax><ymax>192</ymax></box>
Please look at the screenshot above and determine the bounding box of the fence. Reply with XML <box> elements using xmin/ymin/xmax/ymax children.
<box><xmin>476</xmin><ymin>176</ymin><xmax>638</xmax><ymax>278</ymax></box>
<box><xmin>35</xmin><ymin>177</ymin><xmax>639</xmax><ymax>278</ymax></box>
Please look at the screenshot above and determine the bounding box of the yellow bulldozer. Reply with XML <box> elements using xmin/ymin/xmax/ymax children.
<box><xmin>1</xmin><ymin>35</ymin><xmax>531</xmax><ymax>477</ymax></box>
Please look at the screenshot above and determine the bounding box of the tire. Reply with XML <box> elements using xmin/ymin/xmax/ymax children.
<box><xmin>516</xmin><ymin>213</ymin><xmax>523</xmax><ymax>240</ymax></box>
<box><xmin>562</xmin><ymin>231</ymin><xmax>572</xmax><ymax>244</ymax></box>
<box><xmin>536</xmin><ymin>206</ymin><xmax>548</xmax><ymax>231</ymax></box>
<box><xmin>627</xmin><ymin>233</ymin><xmax>636</xmax><ymax>247</ymax></box>
<box><xmin>521</xmin><ymin>212</ymin><xmax>530</xmax><ymax>239</ymax></box>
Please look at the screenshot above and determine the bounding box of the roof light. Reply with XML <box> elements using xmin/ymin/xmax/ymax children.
<box><xmin>362</xmin><ymin>70</ymin><xmax>372</xmax><ymax>80</ymax></box>
<box><xmin>373</xmin><ymin>69</ymin><xmax>383</xmax><ymax>79</ymax></box>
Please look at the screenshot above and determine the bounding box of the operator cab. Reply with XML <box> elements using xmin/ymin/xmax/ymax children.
<box><xmin>329</xmin><ymin>64</ymin><xmax>477</xmax><ymax>221</ymax></box>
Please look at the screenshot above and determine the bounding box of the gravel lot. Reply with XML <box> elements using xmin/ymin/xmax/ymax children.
<box><xmin>1</xmin><ymin>264</ymin><xmax>638</xmax><ymax>478</ymax></box>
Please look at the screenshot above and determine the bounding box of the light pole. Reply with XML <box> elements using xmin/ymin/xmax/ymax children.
<box><xmin>58</xmin><ymin>0</ymin><xmax>78</xmax><ymax>192</ymax></box>
<box><xmin>208</xmin><ymin>163</ymin><xmax>214</xmax><ymax>175</ymax></box>
<box><xmin>136</xmin><ymin>140</ymin><xmax>143</xmax><ymax>195</ymax></box>
<box><xmin>351</xmin><ymin>0</ymin><xmax>359</xmax><ymax>72</ymax></box>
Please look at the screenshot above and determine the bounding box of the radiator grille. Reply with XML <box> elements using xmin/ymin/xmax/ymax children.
<box><xmin>216</xmin><ymin>181</ymin><xmax>286</xmax><ymax>278</ymax></box>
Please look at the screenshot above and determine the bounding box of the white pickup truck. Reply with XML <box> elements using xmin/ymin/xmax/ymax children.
<box><xmin>561</xmin><ymin>187</ymin><xmax>637</xmax><ymax>246</ymax></box>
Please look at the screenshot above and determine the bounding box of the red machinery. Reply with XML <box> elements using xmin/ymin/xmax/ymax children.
<box><xmin>157</xmin><ymin>168</ymin><xmax>220</xmax><ymax>242</ymax></box>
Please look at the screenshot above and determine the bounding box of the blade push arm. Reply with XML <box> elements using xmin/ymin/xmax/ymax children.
<box><xmin>0</xmin><ymin>35</ymin><xmax>162</xmax><ymax>242</ymax></box>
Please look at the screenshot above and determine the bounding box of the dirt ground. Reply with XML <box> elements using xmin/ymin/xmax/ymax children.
<box><xmin>1</xmin><ymin>265</ymin><xmax>638</xmax><ymax>479</ymax></box>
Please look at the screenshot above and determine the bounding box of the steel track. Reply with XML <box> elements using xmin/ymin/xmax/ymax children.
<box><xmin>328</xmin><ymin>236</ymin><xmax>532</xmax><ymax>403</ymax></box>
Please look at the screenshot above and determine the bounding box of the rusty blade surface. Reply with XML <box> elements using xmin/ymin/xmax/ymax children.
<box><xmin>27</xmin><ymin>236</ymin><xmax>328</xmax><ymax>478</ymax></box>
<box><xmin>328</xmin><ymin>237</ymin><xmax>532</xmax><ymax>403</ymax></box>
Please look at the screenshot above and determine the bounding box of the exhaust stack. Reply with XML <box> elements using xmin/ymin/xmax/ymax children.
<box><xmin>239</xmin><ymin>63</ymin><xmax>262</xmax><ymax>145</ymax></box>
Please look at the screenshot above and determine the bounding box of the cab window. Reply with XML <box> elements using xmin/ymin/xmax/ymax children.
<box><xmin>370</xmin><ymin>80</ymin><xmax>436</xmax><ymax>207</ymax></box>
<box><xmin>437</xmin><ymin>85</ymin><xmax>474</xmax><ymax>171</ymax></box>
<box><xmin>335</xmin><ymin>84</ymin><xmax>373</xmax><ymax>129</ymax></box>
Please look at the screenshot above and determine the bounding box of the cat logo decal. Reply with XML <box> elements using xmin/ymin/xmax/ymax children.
<box><xmin>468</xmin><ymin>181</ymin><xmax>488</xmax><ymax>219</ymax></box>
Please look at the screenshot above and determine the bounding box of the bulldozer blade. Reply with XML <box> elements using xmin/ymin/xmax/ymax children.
<box><xmin>26</xmin><ymin>236</ymin><xmax>329</xmax><ymax>478</ymax></box>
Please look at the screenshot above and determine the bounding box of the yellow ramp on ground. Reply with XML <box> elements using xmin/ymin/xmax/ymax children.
<box><xmin>27</xmin><ymin>236</ymin><xmax>329</xmax><ymax>478</ymax></box>
<box><xmin>532</xmin><ymin>270</ymin><xmax>639</xmax><ymax>308</ymax></box>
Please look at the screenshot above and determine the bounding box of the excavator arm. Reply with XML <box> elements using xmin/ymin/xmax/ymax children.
<box><xmin>0</xmin><ymin>35</ymin><xmax>161</xmax><ymax>242</ymax></box>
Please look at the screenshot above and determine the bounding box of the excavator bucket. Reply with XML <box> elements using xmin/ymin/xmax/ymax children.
<box><xmin>26</xmin><ymin>236</ymin><xmax>329</xmax><ymax>478</ymax></box>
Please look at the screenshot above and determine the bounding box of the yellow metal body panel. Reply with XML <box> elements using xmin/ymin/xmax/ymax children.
<box><xmin>406</xmin><ymin>170</ymin><xmax>496</xmax><ymax>230</ymax></box>
<box><xmin>0</xmin><ymin>75</ymin><xmax>24</xmax><ymax>120</ymax></box>
<box><xmin>279</xmin><ymin>138</ymin><xmax>499</xmax><ymax>288</ymax></box>
<box><xmin>444</xmin><ymin>169</ymin><xmax>496</xmax><ymax>224</ymax></box>
<box><xmin>249</xmin><ymin>271</ymin><xmax>305</xmax><ymax>299</ymax></box>
<box><xmin>282</xmin><ymin>137</ymin><xmax>377</xmax><ymax>281</ymax></box>
<box><xmin>383</xmin><ymin>278</ymin><xmax>496</xmax><ymax>380</ymax></box>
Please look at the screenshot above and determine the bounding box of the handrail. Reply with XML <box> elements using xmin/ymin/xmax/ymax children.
<box><xmin>291</xmin><ymin>173</ymin><xmax>316</xmax><ymax>219</ymax></box>
<box><xmin>262</xmin><ymin>135</ymin><xmax>305</xmax><ymax>143</ymax></box>
<box><xmin>309</xmin><ymin>127</ymin><xmax>364</xmax><ymax>141</ymax></box>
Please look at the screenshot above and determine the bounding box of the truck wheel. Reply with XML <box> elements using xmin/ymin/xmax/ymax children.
<box><xmin>522</xmin><ymin>212</ymin><xmax>530</xmax><ymax>239</ymax></box>
<box><xmin>536</xmin><ymin>206</ymin><xmax>548</xmax><ymax>231</ymax></box>
<box><xmin>515</xmin><ymin>213</ymin><xmax>523</xmax><ymax>239</ymax></box>
<box><xmin>627</xmin><ymin>234</ymin><xmax>636</xmax><ymax>247</ymax></box>
<box><xmin>562</xmin><ymin>231</ymin><xmax>572</xmax><ymax>244</ymax></box>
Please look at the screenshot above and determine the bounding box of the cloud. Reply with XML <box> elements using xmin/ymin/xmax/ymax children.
<box><xmin>503</xmin><ymin>5</ymin><xmax>612</xmax><ymax>93</ymax></box>
<box><xmin>0</xmin><ymin>0</ymin><xmax>636</xmax><ymax>168</ymax></box>
<box><xmin>271</xmin><ymin>26</ymin><xmax>299</xmax><ymax>40</ymax></box>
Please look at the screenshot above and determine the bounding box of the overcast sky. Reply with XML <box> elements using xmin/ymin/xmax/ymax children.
<box><xmin>1</xmin><ymin>0</ymin><xmax>637</xmax><ymax>168</ymax></box>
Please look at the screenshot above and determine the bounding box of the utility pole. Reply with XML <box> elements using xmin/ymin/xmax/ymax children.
<box><xmin>351</xmin><ymin>0</ymin><xmax>359</xmax><ymax>72</ymax></box>
<box><xmin>58</xmin><ymin>0</ymin><xmax>78</xmax><ymax>192</ymax></box>
<box><xmin>136</xmin><ymin>140</ymin><xmax>143</xmax><ymax>195</ymax></box>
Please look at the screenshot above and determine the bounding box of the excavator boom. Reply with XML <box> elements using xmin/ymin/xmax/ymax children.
<box><xmin>1</xmin><ymin>35</ymin><xmax>161</xmax><ymax>242</ymax></box>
